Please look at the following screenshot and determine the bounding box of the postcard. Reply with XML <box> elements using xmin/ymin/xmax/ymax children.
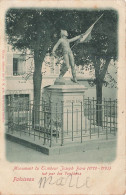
<box><xmin>0</xmin><ymin>0</ymin><xmax>126</xmax><ymax>194</ymax></box>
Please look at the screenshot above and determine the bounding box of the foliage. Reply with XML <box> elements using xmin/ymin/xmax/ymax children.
<box><xmin>6</xmin><ymin>9</ymin><xmax>118</xmax><ymax>125</ymax></box>
<box><xmin>6</xmin><ymin>9</ymin><xmax>118</xmax><ymax>56</ymax></box>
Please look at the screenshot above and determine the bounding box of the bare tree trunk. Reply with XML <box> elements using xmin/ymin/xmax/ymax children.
<box><xmin>95</xmin><ymin>58</ymin><xmax>111</xmax><ymax>126</ymax></box>
<box><xmin>96</xmin><ymin>80</ymin><xmax>103</xmax><ymax>126</ymax></box>
<box><xmin>32</xmin><ymin>52</ymin><xmax>43</xmax><ymax>128</ymax></box>
<box><xmin>33</xmin><ymin>70</ymin><xmax>42</xmax><ymax>127</ymax></box>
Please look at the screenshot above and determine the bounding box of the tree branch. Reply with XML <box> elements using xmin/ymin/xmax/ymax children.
<box><xmin>94</xmin><ymin>57</ymin><xmax>100</xmax><ymax>79</ymax></box>
<box><xmin>100</xmin><ymin>58</ymin><xmax>111</xmax><ymax>80</ymax></box>
<box><xmin>24</xmin><ymin>56</ymin><xmax>34</xmax><ymax>61</ymax></box>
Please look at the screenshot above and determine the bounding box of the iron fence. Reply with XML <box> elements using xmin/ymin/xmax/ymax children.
<box><xmin>5</xmin><ymin>98</ymin><xmax>117</xmax><ymax>147</ymax></box>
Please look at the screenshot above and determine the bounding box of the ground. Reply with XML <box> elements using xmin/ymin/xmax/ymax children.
<box><xmin>6</xmin><ymin>140</ymin><xmax>116</xmax><ymax>163</ymax></box>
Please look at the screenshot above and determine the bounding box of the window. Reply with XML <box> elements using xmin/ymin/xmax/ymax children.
<box><xmin>5</xmin><ymin>94</ymin><xmax>30</xmax><ymax>111</ymax></box>
<box><xmin>5</xmin><ymin>94</ymin><xmax>30</xmax><ymax>124</ymax></box>
<box><xmin>13</xmin><ymin>54</ymin><xmax>26</xmax><ymax>76</ymax></box>
<box><xmin>13</xmin><ymin>58</ymin><xmax>18</xmax><ymax>76</ymax></box>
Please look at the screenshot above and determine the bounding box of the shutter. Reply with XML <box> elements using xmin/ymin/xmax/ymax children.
<box><xmin>6</xmin><ymin>52</ymin><xmax>13</xmax><ymax>76</ymax></box>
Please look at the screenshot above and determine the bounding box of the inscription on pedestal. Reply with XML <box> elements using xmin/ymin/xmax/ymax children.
<box><xmin>42</xmin><ymin>84</ymin><xmax>88</xmax><ymax>141</ymax></box>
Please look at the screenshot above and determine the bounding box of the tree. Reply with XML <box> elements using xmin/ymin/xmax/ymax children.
<box><xmin>6</xmin><ymin>9</ymin><xmax>118</xmax><ymax>126</ymax></box>
<box><xmin>73</xmin><ymin>10</ymin><xmax>118</xmax><ymax>125</ymax></box>
<box><xmin>5</xmin><ymin>9</ymin><xmax>82</xmax><ymax>125</ymax></box>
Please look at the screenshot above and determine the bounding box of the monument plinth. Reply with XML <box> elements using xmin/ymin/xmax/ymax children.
<box><xmin>42</xmin><ymin>80</ymin><xmax>88</xmax><ymax>145</ymax></box>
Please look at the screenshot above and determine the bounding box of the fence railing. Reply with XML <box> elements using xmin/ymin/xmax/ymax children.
<box><xmin>5</xmin><ymin>98</ymin><xmax>117</xmax><ymax>147</ymax></box>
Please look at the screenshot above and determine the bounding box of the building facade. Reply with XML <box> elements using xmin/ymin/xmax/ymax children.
<box><xmin>5</xmin><ymin>44</ymin><xmax>117</xmax><ymax>109</ymax></box>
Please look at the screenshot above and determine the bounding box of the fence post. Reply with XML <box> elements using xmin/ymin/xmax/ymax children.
<box><xmin>104</xmin><ymin>98</ymin><xmax>106</xmax><ymax>131</ymax></box>
<box><xmin>81</xmin><ymin>101</ymin><xmax>83</xmax><ymax>143</ymax></box>
<box><xmin>98</xmin><ymin>99</ymin><xmax>100</xmax><ymax>137</ymax></box>
<box><xmin>43</xmin><ymin>100</ymin><xmax>46</xmax><ymax>145</ymax></box>
<box><xmin>76</xmin><ymin>109</ymin><xmax>78</xmax><ymax>134</ymax></box>
<box><xmin>84</xmin><ymin>100</ymin><xmax>87</xmax><ymax>131</ymax></box>
<box><xmin>67</xmin><ymin>109</ymin><xmax>69</xmax><ymax>135</ymax></box>
<box><xmin>93</xmin><ymin>97</ymin><xmax>95</xmax><ymax>132</ymax></box>
<box><xmin>61</xmin><ymin>101</ymin><xmax>64</xmax><ymax>146</ymax></box>
<box><xmin>88</xmin><ymin>97</ymin><xmax>89</xmax><ymax>120</ymax></box>
<box><xmin>24</xmin><ymin>102</ymin><xmax>26</xmax><ymax>135</ymax></box>
<box><xmin>50</xmin><ymin>101</ymin><xmax>52</xmax><ymax>147</ymax></box>
<box><xmin>33</xmin><ymin>104</ymin><xmax>35</xmax><ymax>141</ymax></box>
<box><xmin>38</xmin><ymin>103</ymin><xmax>41</xmax><ymax>140</ymax></box>
<box><xmin>18</xmin><ymin>106</ymin><xmax>19</xmax><ymax>135</ymax></box>
<box><xmin>8</xmin><ymin>102</ymin><xmax>10</xmax><ymax>132</ymax></box>
<box><xmin>29</xmin><ymin>102</ymin><xmax>31</xmax><ymax>136</ymax></box>
<box><xmin>7</xmin><ymin>104</ymin><xmax>10</xmax><ymax>133</ymax></box>
<box><xmin>114</xmin><ymin>100</ymin><xmax>116</xmax><ymax>136</ymax></box>
<box><xmin>98</xmin><ymin>99</ymin><xmax>100</xmax><ymax>138</ymax></box>
<box><xmin>110</xmin><ymin>98</ymin><xmax>112</xmax><ymax>133</ymax></box>
<box><xmin>115</xmin><ymin>99</ymin><xmax>117</xmax><ymax>133</ymax></box>
<box><xmin>106</xmin><ymin>101</ymin><xmax>108</xmax><ymax>140</ymax></box>
<box><xmin>11</xmin><ymin>95</ymin><xmax>14</xmax><ymax>135</ymax></box>
<box><xmin>56</xmin><ymin>102</ymin><xmax>58</xmax><ymax>143</ymax></box>
<box><xmin>89</xmin><ymin>101</ymin><xmax>92</xmax><ymax>139</ymax></box>
<box><xmin>20</xmin><ymin>103</ymin><xmax>23</xmax><ymax>137</ymax></box>
<box><xmin>101</xmin><ymin>101</ymin><xmax>103</xmax><ymax>129</ymax></box>
<box><xmin>72</xmin><ymin>101</ymin><xmax>74</xmax><ymax>141</ymax></box>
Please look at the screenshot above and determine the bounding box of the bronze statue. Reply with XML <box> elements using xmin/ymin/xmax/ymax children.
<box><xmin>52</xmin><ymin>30</ymin><xmax>82</xmax><ymax>83</ymax></box>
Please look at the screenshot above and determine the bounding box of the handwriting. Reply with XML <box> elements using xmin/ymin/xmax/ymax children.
<box><xmin>38</xmin><ymin>175</ymin><xmax>91</xmax><ymax>189</ymax></box>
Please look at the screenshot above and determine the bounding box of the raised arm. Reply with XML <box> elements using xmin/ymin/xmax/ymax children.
<box><xmin>52</xmin><ymin>39</ymin><xmax>62</xmax><ymax>54</ymax></box>
<box><xmin>69</xmin><ymin>34</ymin><xmax>82</xmax><ymax>43</ymax></box>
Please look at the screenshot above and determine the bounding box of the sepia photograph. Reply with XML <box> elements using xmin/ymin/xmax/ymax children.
<box><xmin>0</xmin><ymin>0</ymin><xmax>125</xmax><ymax>194</ymax></box>
<box><xmin>5</xmin><ymin>8</ymin><xmax>118</xmax><ymax>162</ymax></box>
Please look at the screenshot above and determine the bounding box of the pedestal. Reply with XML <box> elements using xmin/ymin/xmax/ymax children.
<box><xmin>42</xmin><ymin>83</ymin><xmax>88</xmax><ymax>144</ymax></box>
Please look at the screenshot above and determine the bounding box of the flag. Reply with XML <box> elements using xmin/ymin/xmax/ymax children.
<box><xmin>72</xmin><ymin>14</ymin><xmax>103</xmax><ymax>47</ymax></box>
<box><xmin>79</xmin><ymin>24</ymin><xmax>94</xmax><ymax>43</ymax></box>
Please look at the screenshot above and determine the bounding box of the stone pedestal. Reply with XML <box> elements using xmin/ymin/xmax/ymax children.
<box><xmin>42</xmin><ymin>81</ymin><xmax>88</xmax><ymax>143</ymax></box>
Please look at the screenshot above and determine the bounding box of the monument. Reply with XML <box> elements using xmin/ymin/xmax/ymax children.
<box><xmin>52</xmin><ymin>29</ymin><xmax>83</xmax><ymax>83</ymax></box>
<box><xmin>42</xmin><ymin>30</ymin><xmax>89</xmax><ymax>145</ymax></box>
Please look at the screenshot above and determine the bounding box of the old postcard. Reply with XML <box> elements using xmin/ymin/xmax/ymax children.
<box><xmin>0</xmin><ymin>0</ymin><xmax>126</xmax><ymax>194</ymax></box>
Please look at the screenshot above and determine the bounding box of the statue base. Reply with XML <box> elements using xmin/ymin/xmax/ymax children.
<box><xmin>54</xmin><ymin>77</ymin><xmax>78</xmax><ymax>85</ymax></box>
<box><xmin>42</xmin><ymin>83</ymin><xmax>88</xmax><ymax>145</ymax></box>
